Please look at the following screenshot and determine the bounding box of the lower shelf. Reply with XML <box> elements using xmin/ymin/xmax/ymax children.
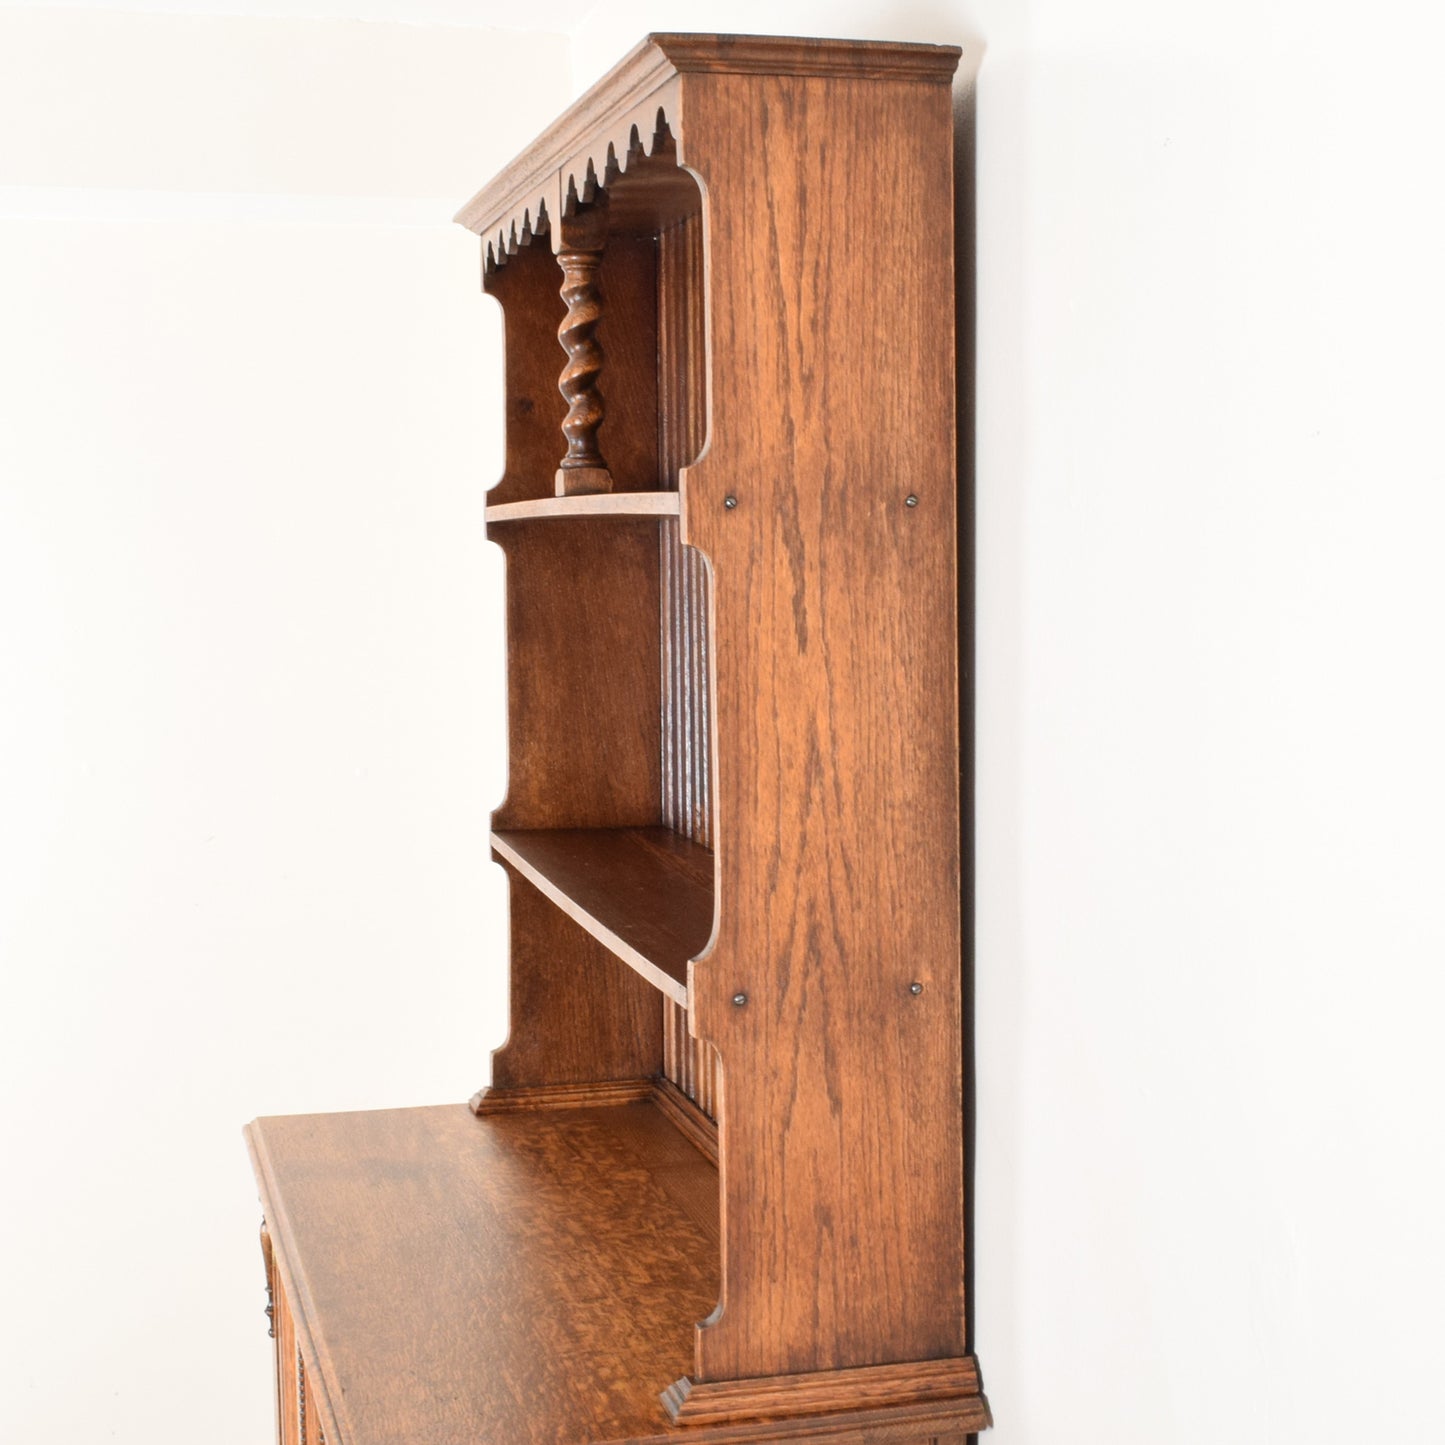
<box><xmin>248</xmin><ymin>1101</ymin><xmax>719</xmax><ymax>1445</ymax></box>
<box><xmin>492</xmin><ymin>826</ymin><xmax>714</xmax><ymax>1006</ymax></box>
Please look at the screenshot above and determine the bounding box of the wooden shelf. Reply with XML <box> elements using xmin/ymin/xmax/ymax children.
<box><xmin>486</xmin><ymin>493</ymin><xmax>679</xmax><ymax>524</ymax></box>
<box><xmin>492</xmin><ymin>826</ymin><xmax>713</xmax><ymax>1006</ymax></box>
<box><xmin>247</xmin><ymin>1102</ymin><xmax>720</xmax><ymax>1445</ymax></box>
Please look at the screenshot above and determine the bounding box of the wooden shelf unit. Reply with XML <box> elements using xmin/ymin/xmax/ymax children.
<box><xmin>248</xmin><ymin>32</ymin><xmax>987</xmax><ymax>1445</ymax></box>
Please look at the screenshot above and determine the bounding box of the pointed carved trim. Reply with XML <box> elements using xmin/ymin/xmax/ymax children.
<box><xmin>459</xmin><ymin>76</ymin><xmax>682</xmax><ymax>249</ymax></box>
<box><xmin>557</xmin><ymin>96</ymin><xmax>684</xmax><ymax>240</ymax></box>
<box><xmin>456</xmin><ymin>35</ymin><xmax>960</xmax><ymax>239</ymax></box>
<box><xmin>662</xmin><ymin>1356</ymin><xmax>988</xmax><ymax>1428</ymax></box>
<box><xmin>482</xmin><ymin>196</ymin><xmax>553</xmax><ymax>276</ymax></box>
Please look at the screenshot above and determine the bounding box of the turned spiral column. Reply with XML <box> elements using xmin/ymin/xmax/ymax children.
<box><xmin>554</xmin><ymin>198</ymin><xmax>613</xmax><ymax>495</ymax></box>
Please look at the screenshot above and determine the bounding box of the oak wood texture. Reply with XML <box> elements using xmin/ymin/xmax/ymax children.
<box><xmin>483</xmin><ymin>239</ymin><xmax>566</xmax><ymax>509</ymax></box>
<box><xmin>476</xmin><ymin>25</ymin><xmax>975</xmax><ymax>1405</ymax></box>
<box><xmin>491</xmin><ymin>517</ymin><xmax>660</xmax><ymax>832</ymax></box>
<box><xmin>647</xmin><ymin>1074</ymin><xmax>720</xmax><ymax>1164</ymax></box>
<box><xmin>470</xmin><ymin>1075</ymin><xmax>656</xmax><ymax>1114</ymax></box>
<box><xmin>555</xmin><ymin>197</ymin><xmax>614</xmax><ymax>493</ymax></box>
<box><xmin>662</xmin><ymin>1358</ymin><xmax>988</xmax><ymax>1428</ymax></box>
<box><xmin>247</xmin><ymin>1103</ymin><xmax>718</xmax><ymax>1445</ymax></box>
<box><xmin>473</xmin><ymin>1076</ymin><xmax>720</xmax><ymax>1163</ymax></box>
<box><xmin>661</xmin><ymin>62</ymin><xmax>965</xmax><ymax>1389</ymax></box>
<box><xmin>455</xmin><ymin>34</ymin><xmax>961</xmax><ymax>266</ymax></box>
<box><xmin>252</xmin><ymin>1102</ymin><xmax>985</xmax><ymax>1445</ymax></box>
<box><xmin>491</xmin><ymin>826</ymin><xmax>714</xmax><ymax>1005</ymax></box>
<box><xmin>486</xmin><ymin>858</ymin><xmax>662</xmax><ymax>1095</ymax></box>
<box><xmin>250</xmin><ymin>31</ymin><xmax>986</xmax><ymax>1445</ymax></box>
<box><xmin>656</xmin><ymin>206</ymin><xmax>720</xmax><ymax>1120</ymax></box>
<box><xmin>271</xmin><ymin>1237</ymin><xmax>300</xmax><ymax>1445</ymax></box>
<box><xmin>663</xmin><ymin>994</ymin><xmax>719</xmax><ymax>1120</ymax></box>
<box><xmin>486</xmin><ymin>493</ymin><xmax>679</xmax><ymax>523</ymax></box>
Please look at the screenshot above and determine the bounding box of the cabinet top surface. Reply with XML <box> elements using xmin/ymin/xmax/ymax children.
<box><xmin>248</xmin><ymin>1102</ymin><xmax>720</xmax><ymax>1445</ymax></box>
<box><xmin>455</xmin><ymin>31</ymin><xmax>962</xmax><ymax>237</ymax></box>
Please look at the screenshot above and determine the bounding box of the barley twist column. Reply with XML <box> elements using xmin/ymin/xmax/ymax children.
<box><xmin>554</xmin><ymin>197</ymin><xmax>613</xmax><ymax>495</ymax></box>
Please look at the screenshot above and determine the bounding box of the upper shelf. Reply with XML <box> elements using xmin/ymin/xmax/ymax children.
<box><xmin>492</xmin><ymin>826</ymin><xmax>714</xmax><ymax>1006</ymax></box>
<box><xmin>487</xmin><ymin>492</ymin><xmax>680</xmax><ymax>525</ymax></box>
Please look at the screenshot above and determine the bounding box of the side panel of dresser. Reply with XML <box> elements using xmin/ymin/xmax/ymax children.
<box><xmin>681</xmin><ymin>71</ymin><xmax>968</xmax><ymax>1385</ymax></box>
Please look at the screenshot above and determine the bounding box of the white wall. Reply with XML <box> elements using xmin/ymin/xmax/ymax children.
<box><xmin>573</xmin><ymin>1</ymin><xmax>1445</xmax><ymax>1440</ymax></box>
<box><xmin>0</xmin><ymin>8</ymin><xmax>565</xmax><ymax>1442</ymax></box>
<box><xmin>5</xmin><ymin>4</ymin><xmax>1443</xmax><ymax>1443</ymax></box>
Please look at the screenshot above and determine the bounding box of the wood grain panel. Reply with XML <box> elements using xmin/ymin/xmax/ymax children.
<box><xmin>678</xmin><ymin>70</ymin><xmax>966</xmax><ymax>1382</ymax></box>
<box><xmin>594</xmin><ymin>232</ymin><xmax>660</xmax><ymax>491</ymax></box>
<box><xmin>664</xmin><ymin>1356</ymin><xmax>986</xmax><ymax>1426</ymax></box>
<box><xmin>659</xmin><ymin>525</ymin><xmax>710</xmax><ymax>844</ymax></box>
<box><xmin>485</xmin><ymin>237</ymin><xmax>567</xmax><ymax>507</ymax></box>
<box><xmin>491</xmin><ymin>826</ymin><xmax>713</xmax><ymax>1004</ymax></box>
<box><xmin>492</xmin><ymin>517</ymin><xmax>660</xmax><ymax>832</ymax></box>
<box><xmin>658</xmin><ymin>208</ymin><xmax>722</xmax><ymax>1121</ymax></box>
<box><xmin>272</xmin><ymin>1251</ymin><xmax>300</xmax><ymax>1445</ymax></box>
<box><xmin>252</xmin><ymin>1103</ymin><xmax>988</xmax><ymax>1444</ymax></box>
<box><xmin>663</xmin><ymin>996</ymin><xmax>719</xmax><ymax>1119</ymax></box>
<box><xmin>248</xmin><ymin>1103</ymin><xmax>720</xmax><ymax>1445</ymax></box>
<box><xmin>454</xmin><ymin>36</ymin><xmax>960</xmax><ymax>245</ymax></box>
<box><xmin>485</xmin><ymin>860</ymin><xmax>662</xmax><ymax>1096</ymax></box>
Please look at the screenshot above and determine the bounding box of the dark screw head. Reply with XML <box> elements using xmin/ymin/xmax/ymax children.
<box><xmin>732</xmin><ymin>991</ymin><xmax>748</xmax><ymax>1007</ymax></box>
<box><xmin>909</xmin><ymin>981</ymin><xmax>924</xmax><ymax>995</ymax></box>
<box><xmin>724</xmin><ymin>495</ymin><xmax>739</xmax><ymax>510</ymax></box>
<box><xmin>905</xmin><ymin>494</ymin><xmax>919</xmax><ymax>508</ymax></box>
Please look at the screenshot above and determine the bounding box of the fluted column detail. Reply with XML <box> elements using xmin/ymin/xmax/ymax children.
<box><xmin>554</xmin><ymin>198</ymin><xmax>612</xmax><ymax>495</ymax></box>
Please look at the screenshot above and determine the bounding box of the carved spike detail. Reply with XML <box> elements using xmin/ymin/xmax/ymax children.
<box><xmin>554</xmin><ymin>203</ymin><xmax>612</xmax><ymax>495</ymax></box>
<box><xmin>457</xmin><ymin>81</ymin><xmax>680</xmax><ymax>249</ymax></box>
<box><xmin>559</xmin><ymin>100</ymin><xmax>679</xmax><ymax>231</ymax></box>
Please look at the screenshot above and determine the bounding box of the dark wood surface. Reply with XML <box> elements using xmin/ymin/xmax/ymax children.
<box><xmin>663</xmin><ymin>1358</ymin><xmax>987</xmax><ymax>1428</ymax></box>
<box><xmin>676</xmin><ymin>66</ymin><xmax>967</xmax><ymax>1383</ymax></box>
<box><xmin>554</xmin><ymin>195</ymin><xmax>614</xmax><ymax>494</ymax></box>
<box><xmin>251</xmin><ymin>33</ymin><xmax>986</xmax><ymax>1444</ymax></box>
<box><xmin>491</xmin><ymin>517</ymin><xmax>660</xmax><ymax>833</ymax></box>
<box><xmin>251</xmin><ymin>1101</ymin><xmax>987</xmax><ymax>1444</ymax></box>
<box><xmin>455</xmin><ymin>34</ymin><xmax>960</xmax><ymax>248</ymax></box>
<box><xmin>486</xmin><ymin>859</ymin><xmax>663</xmax><ymax>1096</ymax></box>
<box><xmin>492</xmin><ymin>826</ymin><xmax>714</xmax><ymax>1005</ymax></box>
<box><xmin>248</xmin><ymin>1103</ymin><xmax>720</xmax><ymax>1445</ymax></box>
<box><xmin>484</xmin><ymin>240</ymin><xmax>566</xmax><ymax>508</ymax></box>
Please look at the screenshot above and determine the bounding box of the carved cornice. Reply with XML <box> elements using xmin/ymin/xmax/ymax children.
<box><xmin>647</xmin><ymin>32</ymin><xmax>963</xmax><ymax>81</ymax></box>
<box><xmin>474</xmin><ymin>93</ymin><xmax>679</xmax><ymax>273</ymax></box>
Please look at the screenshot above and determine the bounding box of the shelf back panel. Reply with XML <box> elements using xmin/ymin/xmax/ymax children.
<box><xmin>485</xmin><ymin>239</ymin><xmax>566</xmax><ymax>508</ymax></box>
<box><xmin>493</xmin><ymin>518</ymin><xmax>662</xmax><ymax>831</ymax></box>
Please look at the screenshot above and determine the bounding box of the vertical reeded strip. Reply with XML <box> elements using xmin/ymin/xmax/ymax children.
<box><xmin>658</xmin><ymin>212</ymin><xmax>721</xmax><ymax>1116</ymax></box>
